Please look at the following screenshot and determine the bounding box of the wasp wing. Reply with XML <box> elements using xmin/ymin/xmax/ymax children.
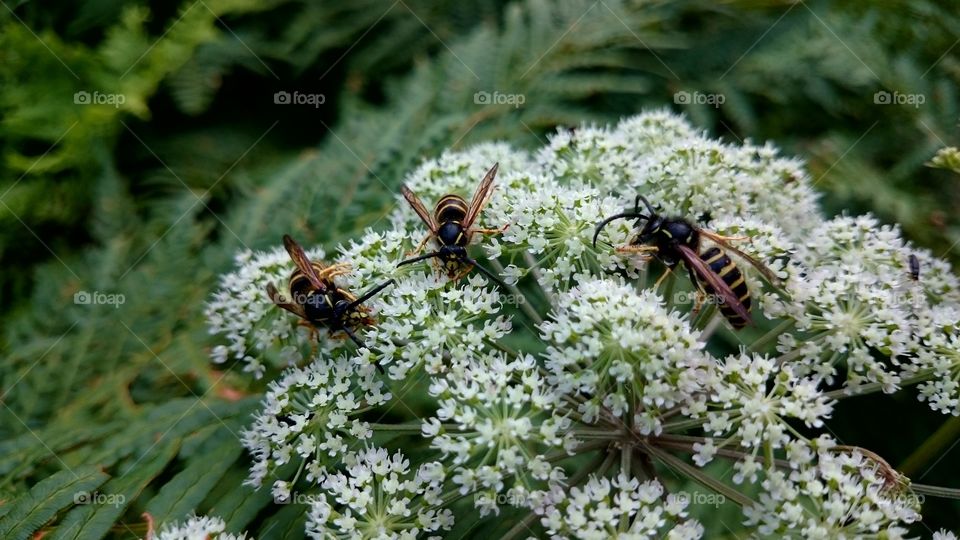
<box><xmin>283</xmin><ymin>234</ymin><xmax>325</xmax><ymax>290</ymax></box>
<box><xmin>400</xmin><ymin>185</ymin><xmax>437</xmax><ymax>233</ymax></box>
<box><xmin>267</xmin><ymin>282</ymin><xmax>306</xmax><ymax>318</ymax></box>
<box><xmin>463</xmin><ymin>162</ymin><xmax>499</xmax><ymax>230</ymax></box>
<box><xmin>696</xmin><ymin>229</ymin><xmax>781</xmax><ymax>285</ymax></box>
<box><xmin>677</xmin><ymin>244</ymin><xmax>753</xmax><ymax>324</ymax></box>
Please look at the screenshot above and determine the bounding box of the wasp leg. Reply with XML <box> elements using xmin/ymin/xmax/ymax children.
<box><xmin>318</xmin><ymin>263</ymin><xmax>352</xmax><ymax>280</ymax></box>
<box><xmin>472</xmin><ymin>224</ymin><xmax>510</xmax><ymax>236</ymax></box>
<box><xmin>143</xmin><ymin>513</ymin><xmax>156</xmax><ymax>540</ymax></box>
<box><xmin>616</xmin><ymin>245</ymin><xmax>659</xmax><ymax>255</ymax></box>
<box><xmin>653</xmin><ymin>267</ymin><xmax>674</xmax><ymax>290</ymax></box>
<box><xmin>406</xmin><ymin>233</ymin><xmax>434</xmax><ymax>257</ymax></box>
<box><xmin>701</xmin><ymin>230</ymin><xmax>749</xmax><ymax>243</ymax></box>
<box><xmin>297</xmin><ymin>320</ymin><xmax>321</xmax><ymax>356</ymax></box>
<box><xmin>691</xmin><ymin>290</ymin><xmax>705</xmax><ymax>316</ymax></box>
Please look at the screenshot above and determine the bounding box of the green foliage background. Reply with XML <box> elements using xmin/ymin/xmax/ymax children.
<box><xmin>1</xmin><ymin>0</ymin><xmax>958</xmax><ymax>537</ymax></box>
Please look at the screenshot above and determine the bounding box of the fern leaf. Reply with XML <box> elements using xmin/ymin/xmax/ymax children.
<box><xmin>0</xmin><ymin>466</ymin><xmax>108</xmax><ymax>540</ymax></box>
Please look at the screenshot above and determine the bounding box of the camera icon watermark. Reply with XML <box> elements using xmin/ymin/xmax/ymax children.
<box><xmin>274</xmin><ymin>491</ymin><xmax>320</xmax><ymax>505</ymax></box>
<box><xmin>73</xmin><ymin>90</ymin><xmax>126</xmax><ymax>108</ymax></box>
<box><xmin>273</xmin><ymin>91</ymin><xmax>326</xmax><ymax>108</ymax></box>
<box><xmin>74</xmin><ymin>490</ymin><xmax>126</xmax><ymax>507</ymax></box>
<box><xmin>473</xmin><ymin>90</ymin><xmax>525</xmax><ymax>108</ymax></box>
<box><xmin>667</xmin><ymin>490</ymin><xmax>726</xmax><ymax>508</ymax></box>
<box><xmin>74</xmin><ymin>290</ymin><xmax>125</xmax><ymax>308</ymax></box>
<box><xmin>672</xmin><ymin>290</ymin><xmax>729</xmax><ymax>307</ymax></box>
<box><xmin>873</xmin><ymin>90</ymin><xmax>925</xmax><ymax>108</ymax></box>
<box><xmin>474</xmin><ymin>491</ymin><xmax>529</xmax><ymax>507</ymax></box>
<box><xmin>673</xmin><ymin>90</ymin><xmax>725</xmax><ymax>108</ymax></box>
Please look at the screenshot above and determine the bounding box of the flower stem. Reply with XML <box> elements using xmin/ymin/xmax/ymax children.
<box><xmin>619</xmin><ymin>445</ymin><xmax>632</xmax><ymax>531</ymax></box>
<box><xmin>898</xmin><ymin>414</ymin><xmax>960</xmax><ymax>476</ymax></box>
<box><xmin>369</xmin><ymin>422</ymin><xmax>458</xmax><ymax>433</ymax></box>
<box><xmin>485</xmin><ymin>338</ymin><xmax>519</xmax><ymax>358</ymax></box>
<box><xmin>489</xmin><ymin>258</ymin><xmax>544</xmax><ymax>325</ymax></box>
<box><xmin>911</xmin><ymin>483</ymin><xmax>960</xmax><ymax>500</ymax></box>
<box><xmin>640</xmin><ymin>441</ymin><xmax>754</xmax><ymax>507</ymax></box>
<box><xmin>523</xmin><ymin>251</ymin><xmax>556</xmax><ymax>311</ymax></box>
<box><xmin>697</xmin><ymin>310</ymin><xmax>721</xmax><ymax>342</ymax></box>
<box><xmin>500</xmin><ymin>512</ymin><xmax>538</xmax><ymax>540</ymax></box>
<box><xmin>823</xmin><ymin>370</ymin><xmax>935</xmax><ymax>400</ymax></box>
<box><xmin>747</xmin><ymin>319</ymin><xmax>794</xmax><ymax>353</ymax></box>
<box><xmin>652</xmin><ymin>436</ymin><xmax>791</xmax><ymax>469</ymax></box>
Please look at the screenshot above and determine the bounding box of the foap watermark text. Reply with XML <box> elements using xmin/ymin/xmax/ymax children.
<box><xmin>74</xmin><ymin>290</ymin><xmax>125</xmax><ymax>308</ymax></box>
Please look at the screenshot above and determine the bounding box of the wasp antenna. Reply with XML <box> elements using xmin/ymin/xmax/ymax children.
<box><xmin>592</xmin><ymin>212</ymin><xmax>647</xmax><ymax>247</ymax></box>
<box><xmin>462</xmin><ymin>256</ymin><xmax>509</xmax><ymax>290</ymax></box>
<box><xmin>397</xmin><ymin>252</ymin><xmax>442</xmax><ymax>268</ymax></box>
<box><xmin>636</xmin><ymin>195</ymin><xmax>657</xmax><ymax>216</ymax></box>
<box><xmin>345</xmin><ymin>279</ymin><xmax>395</xmax><ymax>311</ymax></box>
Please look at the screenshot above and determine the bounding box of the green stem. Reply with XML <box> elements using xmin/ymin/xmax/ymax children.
<box><xmin>485</xmin><ymin>338</ymin><xmax>520</xmax><ymax>358</ymax></box>
<box><xmin>500</xmin><ymin>512</ymin><xmax>538</xmax><ymax>540</ymax></box>
<box><xmin>697</xmin><ymin>310</ymin><xmax>721</xmax><ymax>341</ymax></box>
<box><xmin>898</xmin><ymin>414</ymin><xmax>960</xmax><ymax>476</ymax></box>
<box><xmin>369</xmin><ymin>422</ymin><xmax>459</xmax><ymax>433</ymax></box>
<box><xmin>652</xmin><ymin>437</ymin><xmax>791</xmax><ymax>469</ymax></box>
<box><xmin>543</xmin><ymin>439</ymin><xmax>609</xmax><ymax>462</ymax></box>
<box><xmin>747</xmin><ymin>319</ymin><xmax>794</xmax><ymax>353</ymax></box>
<box><xmin>640</xmin><ymin>442</ymin><xmax>754</xmax><ymax>507</ymax></box>
<box><xmin>619</xmin><ymin>445</ymin><xmax>632</xmax><ymax>531</ymax></box>
<box><xmin>661</xmin><ymin>416</ymin><xmax>708</xmax><ymax>432</ymax></box>
<box><xmin>911</xmin><ymin>483</ymin><xmax>960</xmax><ymax>500</ymax></box>
<box><xmin>823</xmin><ymin>370</ymin><xmax>935</xmax><ymax>400</ymax></box>
<box><xmin>490</xmin><ymin>258</ymin><xmax>544</xmax><ymax>325</ymax></box>
<box><xmin>523</xmin><ymin>251</ymin><xmax>556</xmax><ymax>311</ymax></box>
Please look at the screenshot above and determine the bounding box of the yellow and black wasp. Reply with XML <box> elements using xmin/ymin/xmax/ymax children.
<box><xmin>267</xmin><ymin>235</ymin><xmax>394</xmax><ymax>354</ymax></box>
<box><xmin>593</xmin><ymin>196</ymin><xmax>779</xmax><ymax>329</ymax></box>
<box><xmin>397</xmin><ymin>163</ymin><xmax>508</xmax><ymax>287</ymax></box>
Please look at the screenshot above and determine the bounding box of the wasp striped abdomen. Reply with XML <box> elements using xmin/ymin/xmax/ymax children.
<box><xmin>700</xmin><ymin>247</ymin><xmax>751</xmax><ymax>328</ymax></box>
<box><xmin>435</xmin><ymin>195</ymin><xmax>468</xmax><ymax>224</ymax></box>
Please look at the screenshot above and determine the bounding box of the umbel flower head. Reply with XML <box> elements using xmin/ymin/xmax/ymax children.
<box><xmin>208</xmin><ymin>110</ymin><xmax>960</xmax><ymax>538</ymax></box>
<box><xmin>305</xmin><ymin>447</ymin><xmax>453</xmax><ymax>539</ymax></box>
<box><xmin>153</xmin><ymin>514</ymin><xmax>250</xmax><ymax>540</ymax></box>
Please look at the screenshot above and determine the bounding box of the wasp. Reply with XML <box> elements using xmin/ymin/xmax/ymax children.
<box><xmin>397</xmin><ymin>163</ymin><xmax>508</xmax><ymax>287</ymax></box>
<box><xmin>267</xmin><ymin>235</ymin><xmax>394</xmax><ymax>356</ymax></box>
<box><xmin>593</xmin><ymin>196</ymin><xmax>779</xmax><ymax>329</ymax></box>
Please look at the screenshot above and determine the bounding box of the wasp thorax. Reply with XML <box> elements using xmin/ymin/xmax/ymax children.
<box><xmin>437</xmin><ymin>221</ymin><xmax>465</xmax><ymax>246</ymax></box>
<box><xmin>303</xmin><ymin>292</ymin><xmax>331</xmax><ymax>320</ymax></box>
<box><xmin>662</xmin><ymin>219</ymin><xmax>696</xmax><ymax>245</ymax></box>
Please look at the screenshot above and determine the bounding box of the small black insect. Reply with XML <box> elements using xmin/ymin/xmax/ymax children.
<box><xmin>397</xmin><ymin>163</ymin><xmax>509</xmax><ymax>288</ymax></box>
<box><xmin>908</xmin><ymin>254</ymin><xmax>920</xmax><ymax>281</ymax></box>
<box><xmin>267</xmin><ymin>235</ymin><xmax>394</xmax><ymax>364</ymax></box>
<box><xmin>593</xmin><ymin>196</ymin><xmax>780</xmax><ymax>329</ymax></box>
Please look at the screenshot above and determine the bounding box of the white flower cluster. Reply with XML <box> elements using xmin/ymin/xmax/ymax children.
<box><xmin>241</xmin><ymin>356</ymin><xmax>390</xmax><ymax>488</ymax></box>
<box><xmin>744</xmin><ymin>445</ymin><xmax>922</xmax><ymax>538</ymax></box>
<box><xmin>770</xmin><ymin>215</ymin><xmax>960</xmax><ymax>401</ymax></box>
<box><xmin>535</xmin><ymin>474</ymin><xmax>703</xmax><ymax>539</ymax></box>
<box><xmin>337</xmin><ymin>230</ymin><xmax>511</xmax><ymax>378</ymax></box>
<box><xmin>305</xmin><ymin>447</ymin><xmax>452</xmax><ymax>539</ymax></box>
<box><xmin>423</xmin><ymin>352</ymin><xmax>573</xmax><ymax>515</ymax></box>
<box><xmin>483</xmin><ymin>179</ymin><xmax>633</xmax><ymax>291</ymax></box>
<box><xmin>154</xmin><ymin>515</ymin><xmax>249</xmax><ymax>540</ymax></box>
<box><xmin>207</xmin><ymin>110</ymin><xmax>960</xmax><ymax>538</ymax></box>
<box><xmin>698</xmin><ymin>353</ymin><xmax>835</xmax><ymax>465</ymax></box>
<box><xmin>541</xmin><ymin>279</ymin><xmax>711</xmax><ymax>433</ymax></box>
